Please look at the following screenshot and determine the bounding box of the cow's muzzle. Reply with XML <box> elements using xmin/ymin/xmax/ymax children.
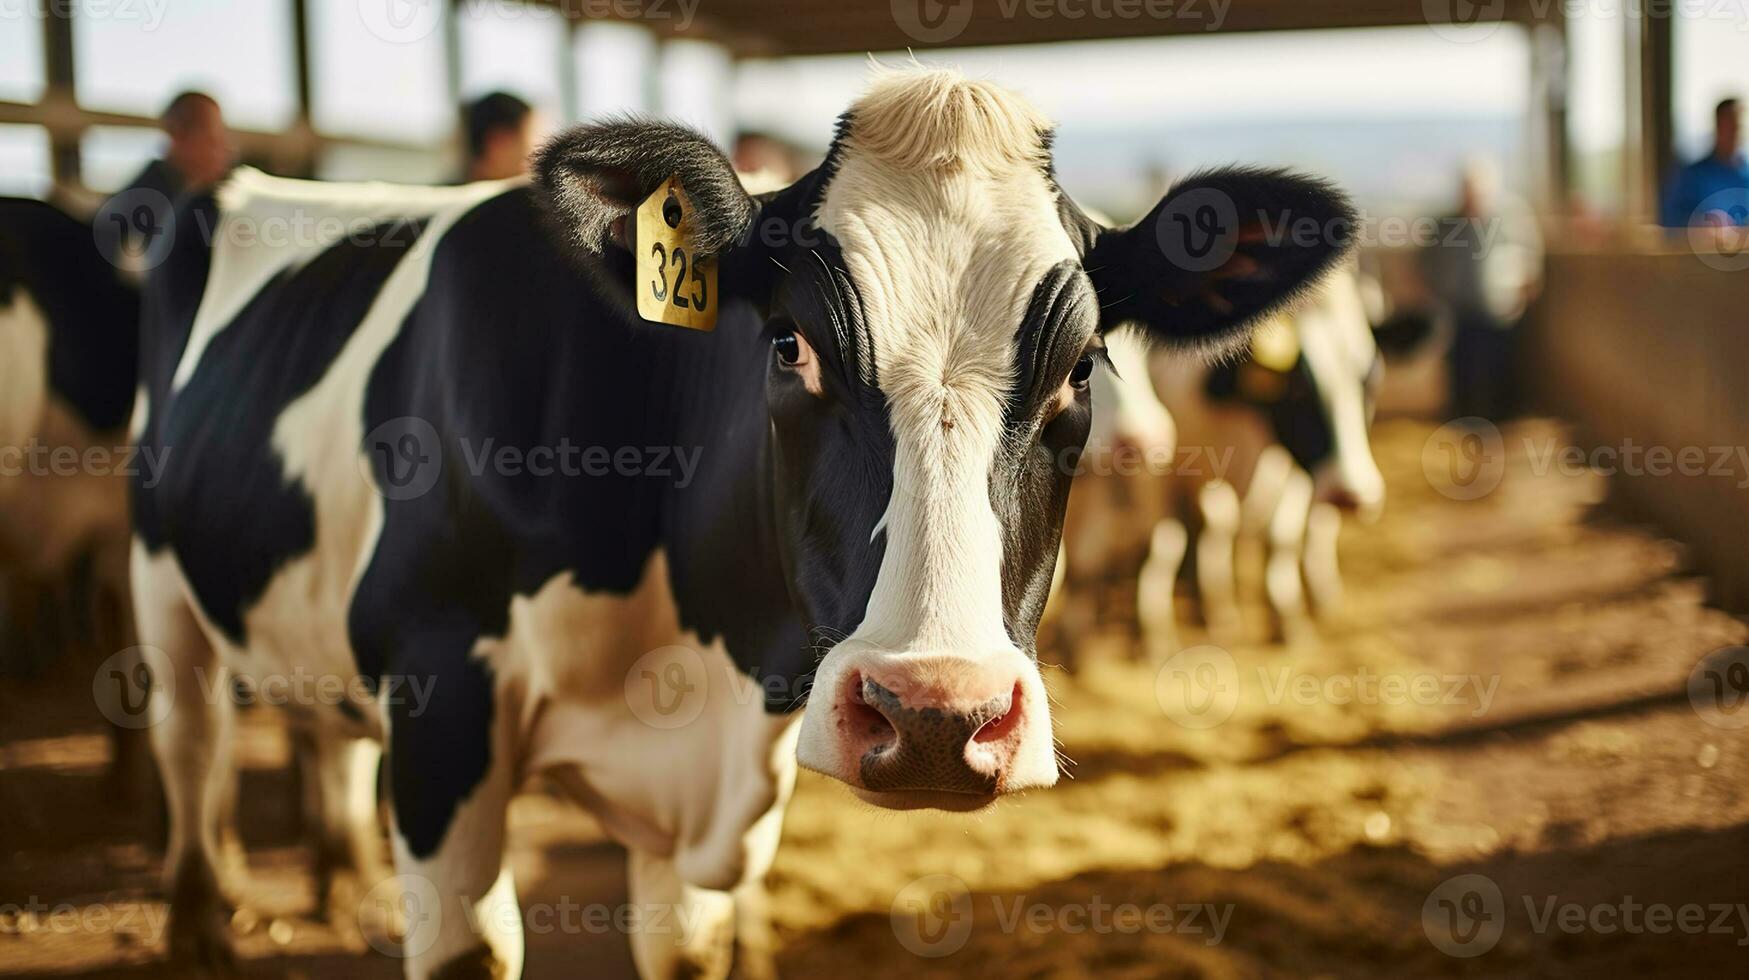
<box><xmin>796</xmin><ymin>647</ymin><xmax>1057</xmax><ymax>810</ymax></box>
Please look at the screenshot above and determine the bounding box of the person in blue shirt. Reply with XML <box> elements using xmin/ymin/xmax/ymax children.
<box><xmin>1661</xmin><ymin>98</ymin><xmax>1749</xmax><ymax>228</ymax></box>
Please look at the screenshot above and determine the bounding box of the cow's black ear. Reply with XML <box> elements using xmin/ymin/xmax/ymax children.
<box><xmin>532</xmin><ymin>119</ymin><xmax>754</xmax><ymax>261</ymax></box>
<box><xmin>1085</xmin><ymin>168</ymin><xmax>1356</xmax><ymax>357</ymax></box>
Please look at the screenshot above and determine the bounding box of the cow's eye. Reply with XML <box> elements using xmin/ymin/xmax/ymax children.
<box><xmin>773</xmin><ymin>328</ymin><xmax>803</xmax><ymax>366</ymax></box>
<box><xmin>772</xmin><ymin>325</ymin><xmax>814</xmax><ymax>372</ymax></box>
<box><xmin>1069</xmin><ymin>353</ymin><xmax>1097</xmax><ymax>389</ymax></box>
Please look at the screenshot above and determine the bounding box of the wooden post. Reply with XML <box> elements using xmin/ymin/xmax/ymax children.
<box><xmin>41</xmin><ymin>0</ymin><xmax>79</xmax><ymax>186</ymax></box>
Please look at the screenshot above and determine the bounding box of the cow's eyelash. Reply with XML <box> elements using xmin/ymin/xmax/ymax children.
<box><xmin>1086</xmin><ymin>344</ymin><xmax>1115</xmax><ymax>379</ymax></box>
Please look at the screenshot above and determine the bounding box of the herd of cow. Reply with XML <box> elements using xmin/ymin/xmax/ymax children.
<box><xmin>0</xmin><ymin>69</ymin><xmax>1435</xmax><ymax>979</ymax></box>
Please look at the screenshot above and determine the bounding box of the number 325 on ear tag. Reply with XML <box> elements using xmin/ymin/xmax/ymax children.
<box><xmin>635</xmin><ymin>177</ymin><xmax>717</xmax><ymax>331</ymax></box>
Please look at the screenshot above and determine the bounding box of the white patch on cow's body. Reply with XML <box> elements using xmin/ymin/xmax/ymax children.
<box><xmin>796</xmin><ymin>69</ymin><xmax>1070</xmax><ymax>796</ymax></box>
<box><xmin>0</xmin><ymin>289</ymin><xmax>131</xmax><ymax>577</ymax></box>
<box><xmin>171</xmin><ymin>169</ymin><xmax>518</xmax><ymax>393</ymax></box>
<box><xmin>1295</xmin><ymin>267</ymin><xmax>1384</xmax><ymax>517</ymax></box>
<box><xmin>1089</xmin><ymin>328</ymin><xmax>1175</xmax><ymax>454</ymax></box>
<box><xmin>510</xmin><ymin>555</ymin><xmax>800</xmax><ymax>893</ymax></box>
<box><xmin>0</xmin><ymin>287</ymin><xmax>48</xmax><ymax>452</ymax></box>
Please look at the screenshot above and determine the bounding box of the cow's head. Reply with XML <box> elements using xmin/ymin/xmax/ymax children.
<box><xmin>1206</xmin><ymin>268</ymin><xmax>1385</xmax><ymax>520</ymax></box>
<box><xmin>536</xmin><ymin>69</ymin><xmax>1353</xmax><ymax>809</ymax></box>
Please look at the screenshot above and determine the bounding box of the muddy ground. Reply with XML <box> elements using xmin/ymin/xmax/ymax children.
<box><xmin>2</xmin><ymin>418</ymin><xmax>1746</xmax><ymax>978</ymax></box>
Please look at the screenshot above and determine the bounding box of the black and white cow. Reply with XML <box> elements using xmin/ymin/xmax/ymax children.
<box><xmin>1146</xmin><ymin>265</ymin><xmax>1385</xmax><ymax>642</ymax></box>
<box><xmin>130</xmin><ymin>69</ymin><xmax>1353</xmax><ymax>978</ymax></box>
<box><xmin>0</xmin><ymin>197</ymin><xmax>140</xmax><ymax>678</ymax></box>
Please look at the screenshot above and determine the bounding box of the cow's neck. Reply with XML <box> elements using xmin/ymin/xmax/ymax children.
<box><xmin>607</xmin><ymin>303</ymin><xmax>809</xmax><ymax>710</ymax></box>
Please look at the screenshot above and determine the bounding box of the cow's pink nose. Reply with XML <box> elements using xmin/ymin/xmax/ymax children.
<box><xmin>845</xmin><ymin>673</ymin><xmax>1023</xmax><ymax>796</ymax></box>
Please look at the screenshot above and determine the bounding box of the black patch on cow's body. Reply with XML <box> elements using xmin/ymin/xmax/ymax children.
<box><xmin>338</xmin><ymin>189</ymin><xmax>821</xmax><ymax>853</ymax></box>
<box><xmin>136</xmin><ymin>215</ymin><xmax>427</xmax><ymax>644</ymax></box>
<box><xmin>0</xmin><ymin>198</ymin><xmax>140</xmax><ymax>433</ymax></box>
<box><xmin>1205</xmin><ymin>354</ymin><xmax>1337</xmax><ymax>474</ymax></box>
<box><xmin>132</xmin><ymin>194</ymin><xmax>218</xmax><ymax>551</ymax></box>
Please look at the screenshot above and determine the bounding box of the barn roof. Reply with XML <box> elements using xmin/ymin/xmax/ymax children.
<box><xmin>540</xmin><ymin>0</ymin><xmax>1557</xmax><ymax>57</ymax></box>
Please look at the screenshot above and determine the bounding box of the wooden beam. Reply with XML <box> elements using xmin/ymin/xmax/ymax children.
<box><xmin>40</xmin><ymin>0</ymin><xmax>78</xmax><ymax>184</ymax></box>
<box><xmin>532</xmin><ymin>0</ymin><xmax>1558</xmax><ymax>57</ymax></box>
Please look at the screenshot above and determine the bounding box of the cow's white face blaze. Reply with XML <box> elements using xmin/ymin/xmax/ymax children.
<box><xmin>792</xmin><ymin>75</ymin><xmax>1081</xmax><ymax>805</ymax></box>
<box><xmin>533</xmin><ymin>65</ymin><xmax>1358</xmax><ymax>810</ymax></box>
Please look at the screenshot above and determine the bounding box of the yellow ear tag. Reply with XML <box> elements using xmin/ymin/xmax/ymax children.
<box><xmin>635</xmin><ymin>177</ymin><xmax>717</xmax><ymax>331</ymax></box>
<box><xmin>1249</xmin><ymin>315</ymin><xmax>1301</xmax><ymax>373</ymax></box>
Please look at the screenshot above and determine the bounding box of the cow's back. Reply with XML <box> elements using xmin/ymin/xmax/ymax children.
<box><xmin>131</xmin><ymin>171</ymin><xmax>537</xmax><ymax>677</ymax></box>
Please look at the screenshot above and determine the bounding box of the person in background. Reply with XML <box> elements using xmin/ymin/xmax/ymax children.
<box><xmin>732</xmin><ymin>130</ymin><xmax>805</xmax><ymax>191</ymax></box>
<box><xmin>463</xmin><ymin>92</ymin><xmax>539</xmax><ymax>182</ymax></box>
<box><xmin>97</xmin><ymin>91</ymin><xmax>234</xmax><ymax>270</ymax></box>
<box><xmin>1420</xmin><ymin>159</ymin><xmax>1544</xmax><ymax>422</ymax></box>
<box><xmin>1661</xmin><ymin>98</ymin><xmax>1748</xmax><ymax>228</ymax></box>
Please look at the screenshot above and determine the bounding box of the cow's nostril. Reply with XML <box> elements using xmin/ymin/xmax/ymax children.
<box><xmin>971</xmin><ymin>683</ymin><xmax>1023</xmax><ymax>744</ymax></box>
<box><xmin>845</xmin><ymin>672</ymin><xmax>897</xmax><ymax>741</ymax></box>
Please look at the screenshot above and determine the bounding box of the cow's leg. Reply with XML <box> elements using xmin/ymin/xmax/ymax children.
<box><xmin>1302</xmin><ymin>501</ymin><xmax>1345</xmax><ymax>620</ymax></box>
<box><xmin>94</xmin><ymin>542</ymin><xmax>158</xmax><ymax>812</ymax></box>
<box><xmin>1194</xmin><ymin>480</ymin><xmax>1241</xmax><ymax>638</ymax></box>
<box><xmin>297</xmin><ymin>725</ymin><xmax>388</xmax><ymax>942</ymax></box>
<box><xmin>626</xmin><ymin>849</ymin><xmax>738</xmax><ymax>980</ymax></box>
<box><xmin>131</xmin><ymin>542</ymin><xmax>237</xmax><ymax>973</ymax></box>
<box><xmin>1264</xmin><ymin>469</ymin><xmax>1314</xmax><ymax>645</ymax></box>
<box><xmin>384</xmin><ymin>642</ymin><xmax>522</xmax><ymax>980</ymax></box>
<box><xmin>1137</xmin><ymin>518</ymin><xmax>1187</xmax><ymax>661</ymax></box>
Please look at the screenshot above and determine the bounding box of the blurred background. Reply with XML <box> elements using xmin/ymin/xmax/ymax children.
<box><xmin>3</xmin><ymin>2</ymin><xmax>1749</xmax><ymax>978</ymax></box>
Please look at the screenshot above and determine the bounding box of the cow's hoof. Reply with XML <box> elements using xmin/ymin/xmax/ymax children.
<box><xmin>316</xmin><ymin>873</ymin><xmax>370</xmax><ymax>951</ymax></box>
<box><xmin>431</xmin><ymin>944</ymin><xmax>510</xmax><ymax>980</ymax></box>
<box><xmin>167</xmin><ymin>910</ymin><xmax>238</xmax><ymax>977</ymax></box>
<box><xmin>165</xmin><ymin>852</ymin><xmax>239</xmax><ymax>975</ymax></box>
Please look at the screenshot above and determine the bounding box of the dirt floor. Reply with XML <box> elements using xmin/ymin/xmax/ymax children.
<box><xmin>2</xmin><ymin>418</ymin><xmax>1747</xmax><ymax>978</ymax></box>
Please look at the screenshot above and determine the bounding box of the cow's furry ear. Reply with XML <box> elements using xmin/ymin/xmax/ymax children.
<box><xmin>1086</xmin><ymin>168</ymin><xmax>1355</xmax><ymax>358</ymax></box>
<box><xmin>532</xmin><ymin>119</ymin><xmax>755</xmax><ymax>260</ymax></box>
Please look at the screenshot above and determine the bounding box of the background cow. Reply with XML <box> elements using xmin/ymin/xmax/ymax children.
<box><xmin>1146</xmin><ymin>265</ymin><xmax>1385</xmax><ymax>644</ymax></box>
<box><xmin>130</xmin><ymin>68</ymin><xmax>1353</xmax><ymax>978</ymax></box>
<box><xmin>0</xmin><ymin>198</ymin><xmax>140</xmax><ymax>675</ymax></box>
<box><xmin>0</xmin><ymin>198</ymin><xmax>147</xmax><ymax>804</ymax></box>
